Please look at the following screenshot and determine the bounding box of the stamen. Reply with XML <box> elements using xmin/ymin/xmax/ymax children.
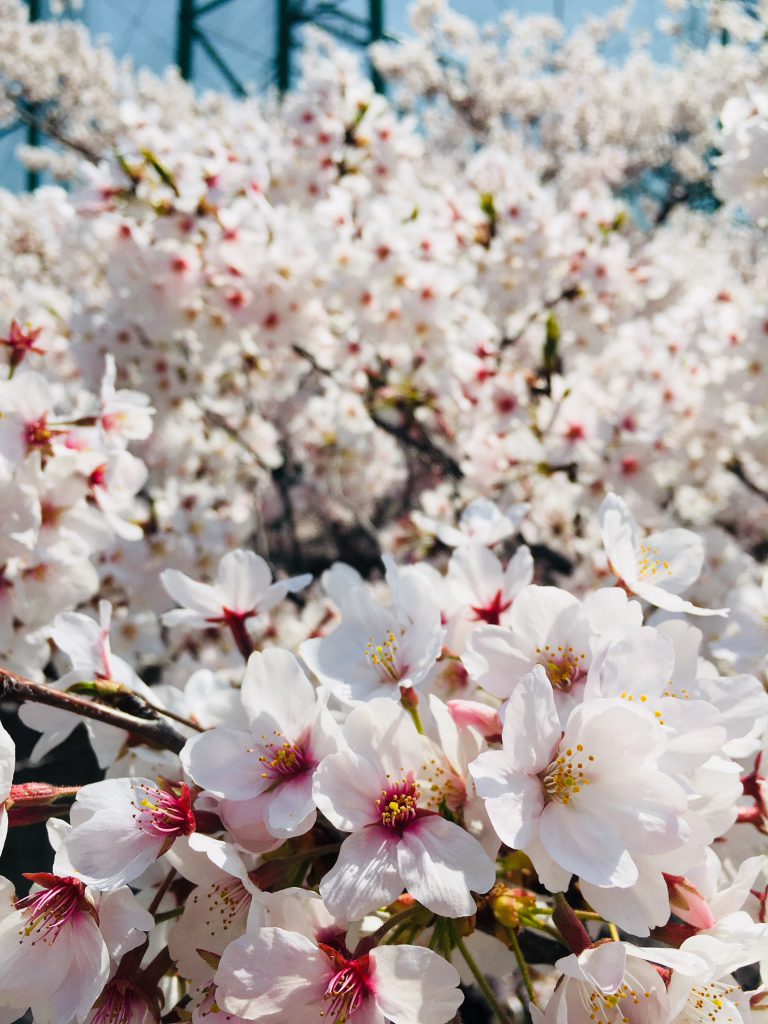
<box><xmin>319</xmin><ymin>950</ymin><xmax>372</xmax><ymax>1024</ymax></box>
<box><xmin>637</xmin><ymin>544</ymin><xmax>673</xmax><ymax>582</ymax></box>
<box><xmin>534</xmin><ymin>644</ymin><xmax>588</xmax><ymax>690</ymax></box>
<box><xmin>375</xmin><ymin>775</ymin><xmax>420</xmax><ymax>830</ymax></box>
<box><xmin>16</xmin><ymin>875</ymin><xmax>92</xmax><ymax>946</ymax></box>
<box><xmin>365</xmin><ymin>630</ymin><xmax>402</xmax><ymax>683</ymax></box>
<box><xmin>131</xmin><ymin>782</ymin><xmax>196</xmax><ymax>839</ymax></box>
<box><xmin>541</xmin><ymin>745</ymin><xmax>592</xmax><ymax>805</ymax></box>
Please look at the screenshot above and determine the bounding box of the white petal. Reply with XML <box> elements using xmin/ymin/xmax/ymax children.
<box><xmin>0</xmin><ymin>723</ymin><xmax>14</xmax><ymax>801</ymax></box>
<box><xmin>501</xmin><ymin>666</ymin><xmax>562</xmax><ymax>772</ymax></box>
<box><xmin>475</xmin><ymin>771</ymin><xmax>544</xmax><ymax>850</ymax></box>
<box><xmin>97</xmin><ymin>885</ymin><xmax>154</xmax><ymax>958</ymax></box>
<box><xmin>598</xmin><ymin>493</ymin><xmax>639</xmax><ymax>583</ymax></box>
<box><xmin>264</xmin><ymin>775</ymin><xmax>317</xmax><ymax>838</ymax></box>
<box><xmin>181</xmin><ymin>726</ymin><xmax>265</xmax><ymax>800</ymax></box>
<box><xmin>371</xmin><ymin>944</ymin><xmax>463</xmax><ymax>1024</ymax></box>
<box><xmin>241</xmin><ymin>647</ymin><xmax>315</xmax><ymax>729</ymax></box>
<box><xmin>313</xmin><ymin>749</ymin><xmax>381</xmax><ymax>831</ymax></box>
<box><xmin>216</xmin><ymin>927</ymin><xmax>327</xmax><ymax>1019</ymax></box>
<box><xmin>160</xmin><ymin>569</ymin><xmax>222</xmax><ymax>616</ymax></box>
<box><xmin>643</xmin><ymin>528</ymin><xmax>703</xmax><ymax>594</ymax></box>
<box><xmin>320</xmin><ymin>827</ymin><xmax>403</xmax><ymax>920</ymax></box>
<box><xmin>59</xmin><ymin>812</ymin><xmax>161</xmax><ymax>890</ymax></box>
<box><xmin>215</xmin><ymin>550</ymin><xmax>272</xmax><ymax>612</ymax></box>
<box><xmin>539</xmin><ymin>803</ymin><xmax>638</xmax><ymax>888</ymax></box>
<box><xmin>397</xmin><ymin>815</ymin><xmax>495</xmax><ymax>917</ymax></box>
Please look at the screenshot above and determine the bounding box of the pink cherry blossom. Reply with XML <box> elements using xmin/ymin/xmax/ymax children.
<box><xmin>56</xmin><ymin>778</ymin><xmax>196</xmax><ymax>890</ymax></box>
<box><xmin>215</xmin><ymin>925</ymin><xmax>463</xmax><ymax>1024</ymax></box>
<box><xmin>0</xmin><ymin>873</ymin><xmax>152</xmax><ymax>1024</ymax></box>
<box><xmin>161</xmin><ymin>550</ymin><xmax>311</xmax><ymax>657</ymax></box>
<box><xmin>313</xmin><ymin>699</ymin><xmax>495</xmax><ymax>919</ymax></box>
<box><xmin>181</xmin><ymin>647</ymin><xmax>339</xmax><ymax>839</ymax></box>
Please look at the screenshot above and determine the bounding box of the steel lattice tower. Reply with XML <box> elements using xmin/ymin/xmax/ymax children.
<box><xmin>174</xmin><ymin>0</ymin><xmax>386</xmax><ymax>95</ymax></box>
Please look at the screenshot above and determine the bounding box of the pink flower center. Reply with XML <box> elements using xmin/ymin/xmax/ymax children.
<box><xmin>90</xmin><ymin>979</ymin><xmax>151</xmax><ymax>1024</ymax></box>
<box><xmin>470</xmin><ymin>589</ymin><xmax>512</xmax><ymax>625</ymax></box>
<box><xmin>320</xmin><ymin>950</ymin><xmax>372</xmax><ymax>1023</ymax></box>
<box><xmin>16</xmin><ymin>874</ymin><xmax>93</xmax><ymax>946</ymax></box>
<box><xmin>132</xmin><ymin>782</ymin><xmax>196</xmax><ymax>838</ymax></box>
<box><xmin>255</xmin><ymin>730</ymin><xmax>312</xmax><ymax>783</ymax></box>
<box><xmin>24</xmin><ymin>415</ymin><xmax>58</xmax><ymax>454</ymax></box>
<box><xmin>376</xmin><ymin>776</ymin><xmax>420</xmax><ymax>830</ymax></box>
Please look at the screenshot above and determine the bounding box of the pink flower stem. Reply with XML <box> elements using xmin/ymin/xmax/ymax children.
<box><xmin>224</xmin><ymin>611</ymin><xmax>254</xmax><ymax>661</ymax></box>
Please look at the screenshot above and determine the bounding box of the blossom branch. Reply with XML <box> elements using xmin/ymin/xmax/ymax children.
<box><xmin>0</xmin><ymin>667</ymin><xmax>187</xmax><ymax>754</ymax></box>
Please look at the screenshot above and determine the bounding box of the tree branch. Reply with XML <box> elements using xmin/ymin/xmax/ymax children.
<box><xmin>0</xmin><ymin>667</ymin><xmax>186</xmax><ymax>754</ymax></box>
<box><xmin>727</xmin><ymin>458</ymin><xmax>768</xmax><ymax>503</ymax></box>
<box><xmin>500</xmin><ymin>287</ymin><xmax>579</xmax><ymax>352</ymax></box>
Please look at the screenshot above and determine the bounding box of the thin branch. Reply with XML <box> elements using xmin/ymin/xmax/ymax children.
<box><xmin>8</xmin><ymin>101</ymin><xmax>102</xmax><ymax>164</ymax></box>
<box><xmin>727</xmin><ymin>458</ymin><xmax>768</xmax><ymax>503</ymax></box>
<box><xmin>291</xmin><ymin>341</ymin><xmax>464</xmax><ymax>480</ymax></box>
<box><xmin>368</xmin><ymin>409</ymin><xmax>464</xmax><ymax>480</ymax></box>
<box><xmin>0</xmin><ymin>667</ymin><xmax>186</xmax><ymax>754</ymax></box>
<box><xmin>201</xmin><ymin>407</ymin><xmax>272</xmax><ymax>472</ymax></box>
<box><xmin>500</xmin><ymin>287</ymin><xmax>579</xmax><ymax>352</ymax></box>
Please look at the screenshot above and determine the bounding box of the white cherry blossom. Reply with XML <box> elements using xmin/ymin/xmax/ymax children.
<box><xmin>300</xmin><ymin>556</ymin><xmax>444</xmax><ymax>704</ymax></box>
<box><xmin>598</xmin><ymin>493</ymin><xmax>728</xmax><ymax>617</ymax></box>
<box><xmin>470</xmin><ymin>666</ymin><xmax>691</xmax><ymax>890</ymax></box>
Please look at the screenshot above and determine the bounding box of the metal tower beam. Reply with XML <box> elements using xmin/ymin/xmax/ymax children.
<box><xmin>26</xmin><ymin>0</ymin><xmax>42</xmax><ymax>190</ymax></box>
<box><xmin>175</xmin><ymin>0</ymin><xmax>248</xmax><ymax>96</ymax></box>
<box><xmin>274</xmin><ymin>0</ymin><xmax>387</xmax><ymax>94</ymax></box>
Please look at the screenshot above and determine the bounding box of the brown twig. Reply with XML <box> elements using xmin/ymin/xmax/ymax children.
<box><xmin>0</xmin><ymin>667</ymin><xmax>186</xmax><ymax>754</ymax></box>
<box><xmin>500</xmin><ymin>286</ymin><xmax>579</xmax><ymax>352</ymax></box>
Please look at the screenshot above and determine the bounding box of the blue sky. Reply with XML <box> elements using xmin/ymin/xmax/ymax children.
<box><xmin>1</xmin><ymin>0</ymin><xmax>671</xmax><ymax>190</ymax></box>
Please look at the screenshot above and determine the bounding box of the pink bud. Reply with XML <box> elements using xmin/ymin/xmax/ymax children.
<box><xmin>663</xmin><ymin>873</ymin><xmax>715</xmax><ymax>929</ymax></box>
<box><xmin>447</xmin><ymin>699</ymin><xmax>502</xmax><ymax>740</ymax></box>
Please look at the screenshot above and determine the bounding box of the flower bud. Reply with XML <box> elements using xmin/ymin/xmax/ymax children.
<box><xmin>492</xmin><ymin>886</ymin><xmax>538</xmax><ymax>930</ymax></box>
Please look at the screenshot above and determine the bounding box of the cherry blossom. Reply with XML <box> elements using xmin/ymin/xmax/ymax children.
<box><xmin>300</xmin><ymin>556</ymin><xmax>444</xmax><ymax>704</ymax></box>
<box><xmin>55</xmin><ymin>777</ymin><xmax>197</xmax><ymax>890</ymax></box>
<box><xmin>598</xmin><ymin>493</ymin><xmax>728</xmax><ymax>617</ymax></box>
<box><xmin>181</xmin><ymin>647</ymin><xmax>339</xmax><ymax>839</ymax></box>
<box><xmin>0</xmin><ymin>873</ymin><xmax>152</xmax><ymax>1024</ymax></box>
<box><xmin>161</xmin><ymin>550</ymin><xmax>312</xmax><ymax>656</ymax></box>
<box><xmin>530</xmin><ymin>941</ymin><xmax>707</xmax><ymax>1024</ymax></box>
<box><xmin>0</xmin><ymin>2</ymin><xmax>763</xmax><ymax>1020</ymax></box>
<box><xmin>215</xmin><ymin>925</ymin><xmax>463</xmax><ymax>1024</ymax></box>
<box><xmin>313</xmin><ymin>699</ymin><xmax>495</xmax><ymax>919</ymax></box>
<box><xmin>469</xmin><ymin>666</ymin><xmax>691</xmax><ymax>890</ymax></box>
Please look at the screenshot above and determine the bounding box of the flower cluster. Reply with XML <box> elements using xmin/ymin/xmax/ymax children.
<box><xmin>0</xmin><ymin>0</ymin><xmax>765</xmax><ymax>1021</ymax></box>
<box><xmin>0</xmin><ymin>491</ymin><xmax>765</xmax><ymax>1023</ymax></box>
